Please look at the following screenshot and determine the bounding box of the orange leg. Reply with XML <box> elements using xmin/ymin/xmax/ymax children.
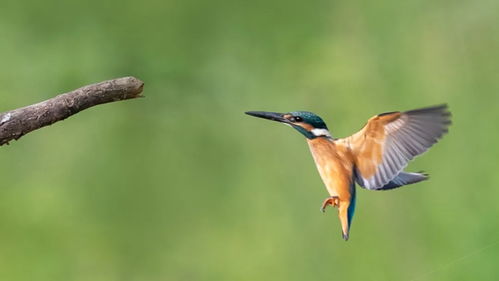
<box><xmin>320</xmin><ymin>196</ymin><xmax>340</xmax><ymax>213</ymax></box>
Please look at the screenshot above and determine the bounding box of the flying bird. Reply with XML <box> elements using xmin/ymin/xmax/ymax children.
<box><xmin>245</xmin><ymin>105</ymin><xmax>451</xmax><ymax>240</ymax></box>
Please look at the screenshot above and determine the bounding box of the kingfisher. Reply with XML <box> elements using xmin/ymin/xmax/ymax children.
<box><xmin>245</xmin><ymin>105</ymin><xmax>451</xmax><ymax>240</ymax></box>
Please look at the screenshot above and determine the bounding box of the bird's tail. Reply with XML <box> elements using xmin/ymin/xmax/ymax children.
<box><xmin>339</xmin><ymin>185</ymin><xmax>356</xmax><ymax>241</ymax></box>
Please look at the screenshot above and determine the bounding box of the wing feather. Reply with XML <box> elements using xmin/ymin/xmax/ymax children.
<box><xmin>338</xmin><ymin>104</ymin><xmax>451</xmax><ymax>190</ymax></box>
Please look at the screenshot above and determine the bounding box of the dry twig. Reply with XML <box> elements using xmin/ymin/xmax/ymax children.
<box><xmin>0</xmin><ymin>76</ymin><xmax>144</xmax><ymax>146</ymax></box>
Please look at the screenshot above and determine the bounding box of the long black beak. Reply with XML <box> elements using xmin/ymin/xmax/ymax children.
<box><xmin>245</xmin><ymin>111</ymin><xmax>289</xmax><ymax>124</ymax></box>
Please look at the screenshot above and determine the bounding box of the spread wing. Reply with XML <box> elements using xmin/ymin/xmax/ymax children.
<box><xmin>336</xmin><ymin>104</ymin><xmax>451</xmax><ymax>190</ymax></box>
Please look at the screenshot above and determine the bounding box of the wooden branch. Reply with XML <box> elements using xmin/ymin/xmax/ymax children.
<box><xmin>0</xmin><ymin>76</ymin><xmax>144</xmax><ymax>146</ymax></box>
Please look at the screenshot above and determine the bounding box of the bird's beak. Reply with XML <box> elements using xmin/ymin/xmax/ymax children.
<box><xmin>245</xmin><ymin>111</ymin><xmax>290</xmax><ymax>124</ymax></box>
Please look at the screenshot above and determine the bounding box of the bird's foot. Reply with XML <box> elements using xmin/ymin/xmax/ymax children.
<box><xmin>320</xmin><ymin>196</ymin><xmax>340</xmax><ymax>213</ymax></box>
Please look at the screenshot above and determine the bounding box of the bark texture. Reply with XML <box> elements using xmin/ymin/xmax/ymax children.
<box><xmin>0</xmin><ymin>76</ymin><xmax>144</xmax><ymax>146</ymax></box>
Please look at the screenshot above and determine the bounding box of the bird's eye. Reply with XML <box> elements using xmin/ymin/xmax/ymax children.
<box><xmin>293</xmin><ymin>116</ymin><xmax>303</xmax><ymax>122</ymax></box>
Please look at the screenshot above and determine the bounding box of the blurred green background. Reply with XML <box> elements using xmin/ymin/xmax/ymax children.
<box><xmin>0</xmin><ymin>0</ymin><xmax>498</xmax><ymax>280</ymax></box>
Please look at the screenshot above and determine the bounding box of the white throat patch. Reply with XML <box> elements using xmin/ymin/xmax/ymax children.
<box><xmin>311</xmin><ymin>128</ymin><xmax>332</xmax><ymax>137</ymax></box>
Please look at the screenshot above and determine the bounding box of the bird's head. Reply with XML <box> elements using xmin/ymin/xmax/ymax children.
<box><xmin>245</xmin><ymin>111</ymin><xmax>331</xmax><ymax>139</ymax></box>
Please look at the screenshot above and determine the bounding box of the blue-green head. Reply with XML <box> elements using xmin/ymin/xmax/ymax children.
<box><xmin>245</xmin><ymin>110</ymin><xmax>331</xmax><ymax>139</ymax></box>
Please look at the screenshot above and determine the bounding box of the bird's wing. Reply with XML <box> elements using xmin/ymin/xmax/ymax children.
<box><xmin>335</xmin><ymin>104</ymin><xmax>451</xmax><ymax>190</ymax></box>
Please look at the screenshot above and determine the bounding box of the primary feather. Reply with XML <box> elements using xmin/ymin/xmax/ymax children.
<box><xmin>337</xmin><ymin>104</ymin><xmax>451</xmax><ymax>190</ymax></box>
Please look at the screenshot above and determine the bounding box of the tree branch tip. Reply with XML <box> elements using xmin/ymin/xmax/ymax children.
<box><xmin>0</xmin><ymin>76</ymin><xmax>145</xmax><ymax>146</ymax></box>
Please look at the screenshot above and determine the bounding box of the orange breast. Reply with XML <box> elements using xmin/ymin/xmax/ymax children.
<box><xmin>307</xmin><ymin>138</ymin><xmax>354</xmax><ymax>201</ymax></box>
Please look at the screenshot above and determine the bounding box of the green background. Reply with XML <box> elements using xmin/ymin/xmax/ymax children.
<box><xmin>0</xmin><ymin>0</ymin><xmax>498</xmax><ymax>280</ymax></box>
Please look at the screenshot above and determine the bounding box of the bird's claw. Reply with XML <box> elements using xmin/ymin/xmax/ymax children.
<box><xmin>320</xmin><ymin>196</ymin><xmax>340</xmax><ymax>213</ymax></box>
